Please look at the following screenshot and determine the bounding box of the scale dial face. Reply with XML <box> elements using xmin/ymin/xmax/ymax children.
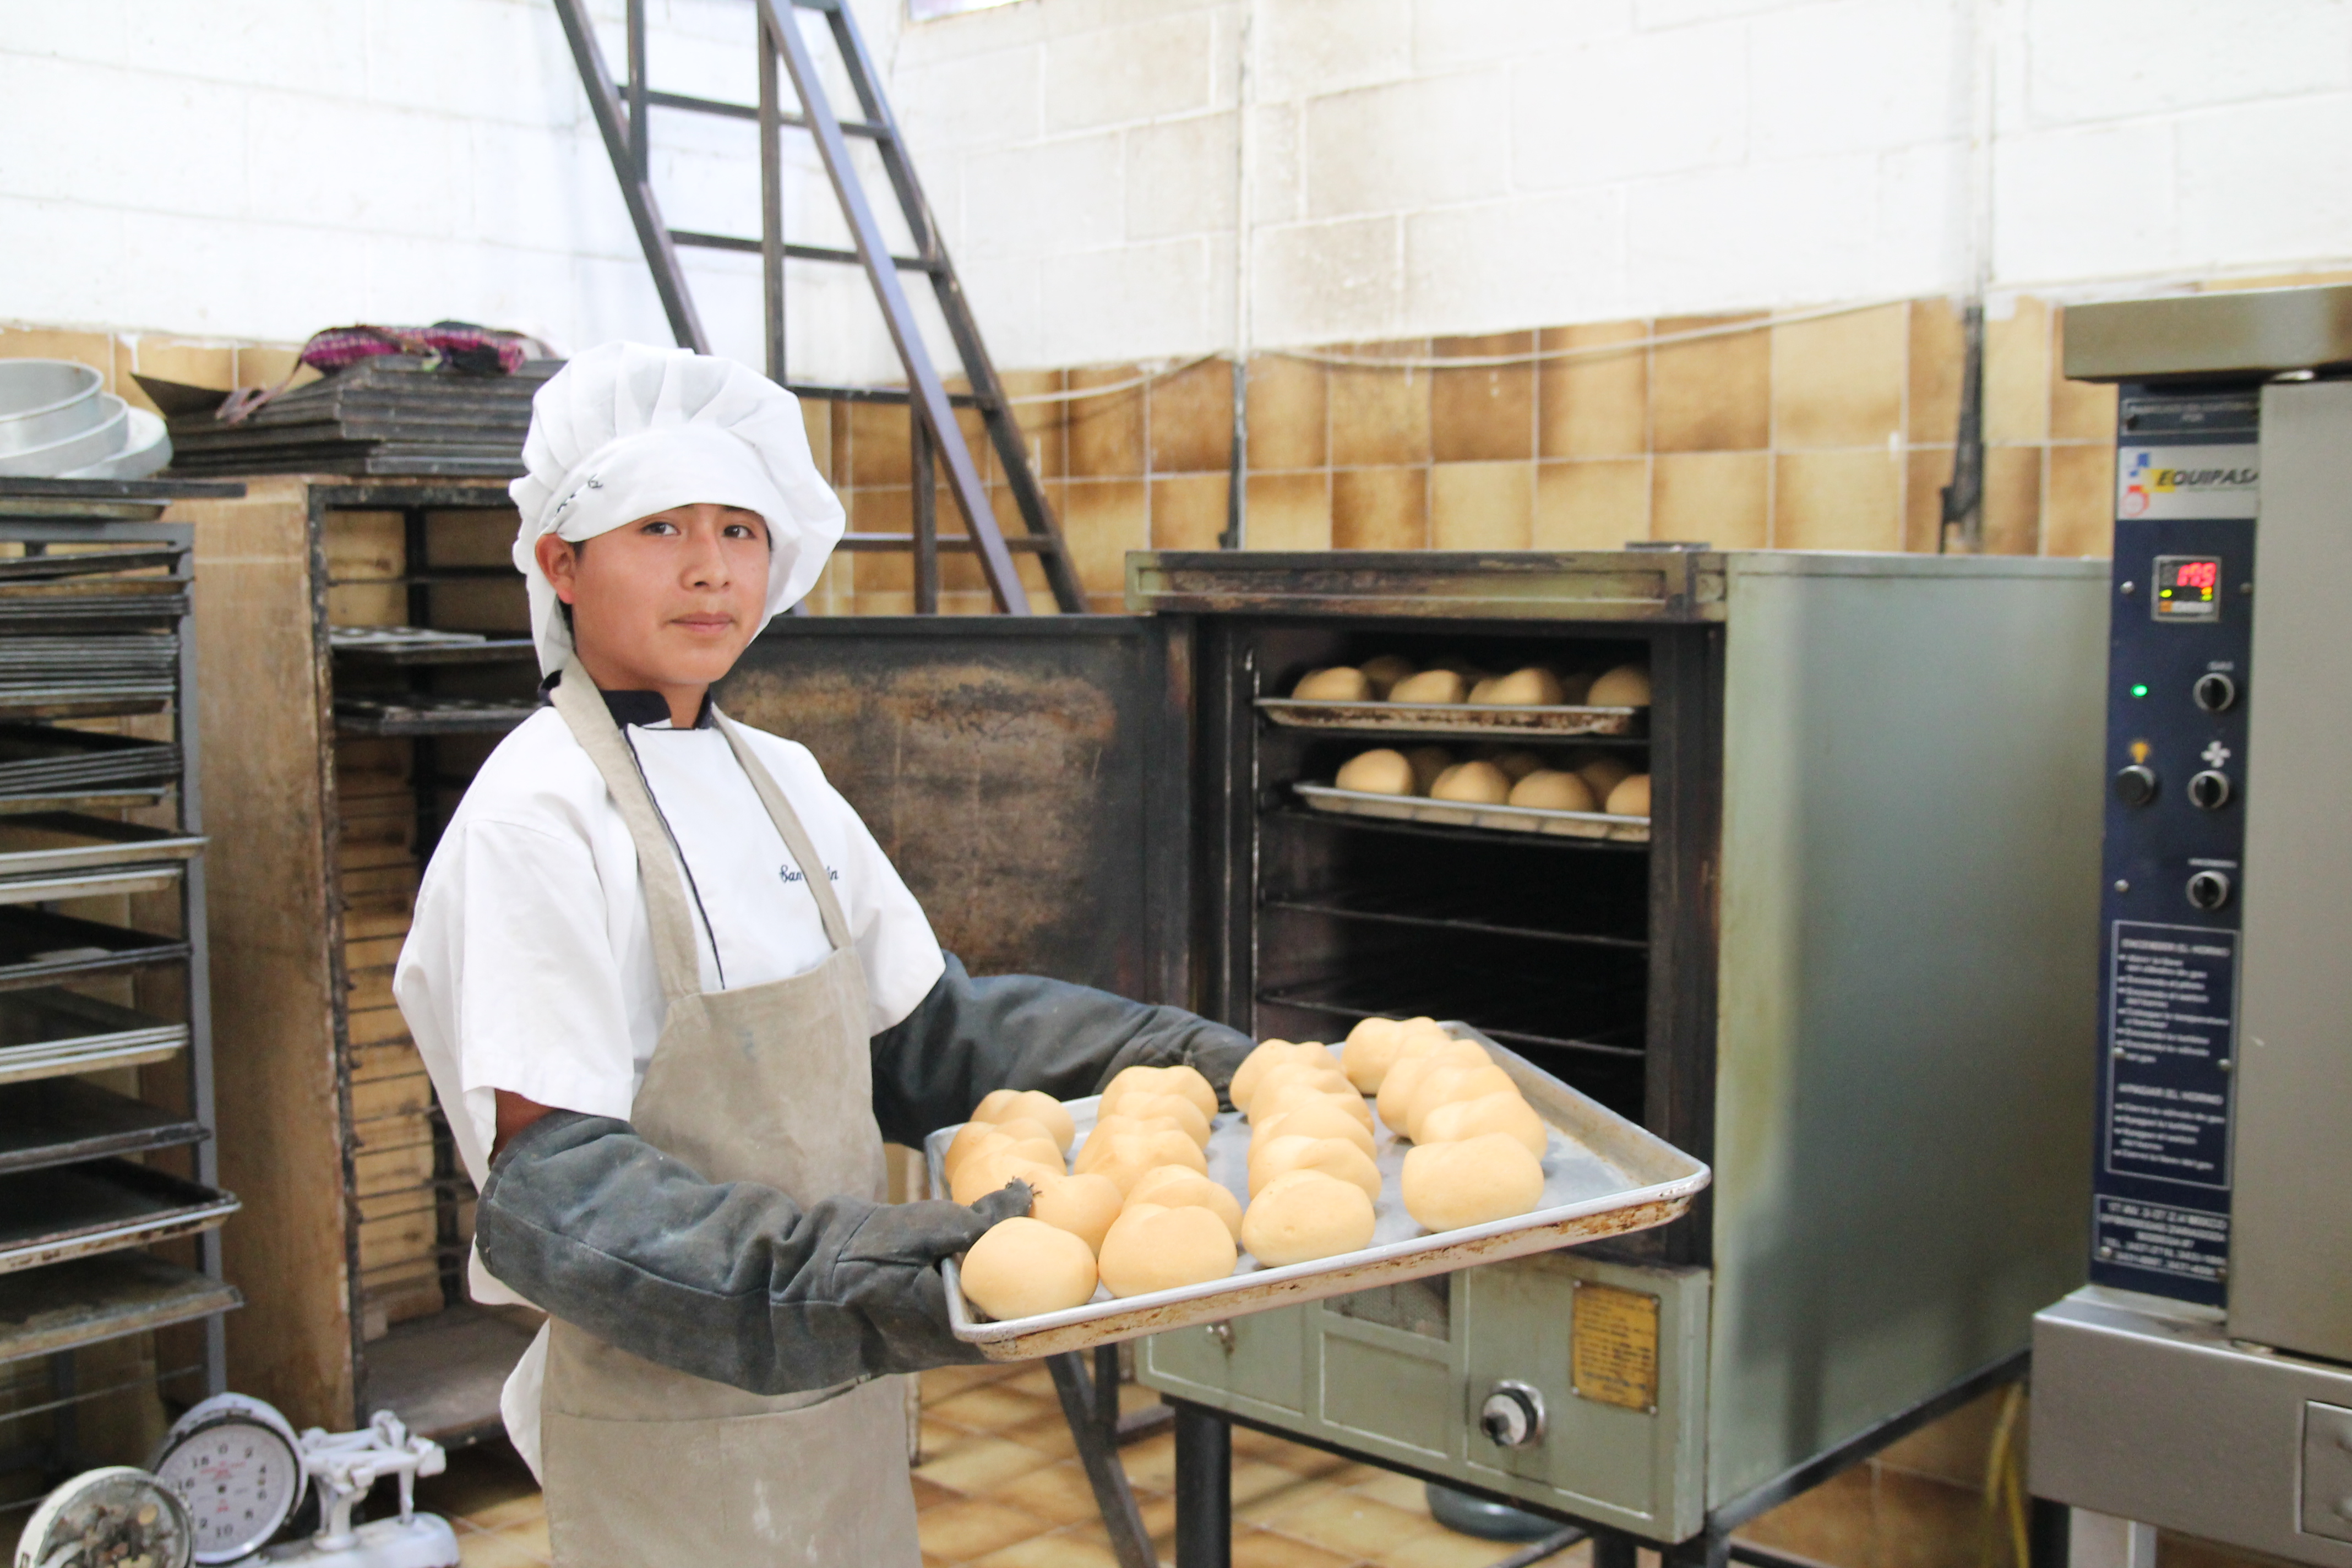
<box><xmin>154</xmin><ymin>1414</ymin><xmax>302</xmax><ymax>1564</ymax></box>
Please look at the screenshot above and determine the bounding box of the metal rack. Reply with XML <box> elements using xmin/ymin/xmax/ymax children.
<box><xmin>0</xmin><ymin>477</ymin><xmax>242</xmax><ymax>1506</ymax></box>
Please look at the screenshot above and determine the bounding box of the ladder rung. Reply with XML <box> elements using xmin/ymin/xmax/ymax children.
<box><xmin>628</xmin><ymin>84</ymin><xmax>887</xmax><ymax>140</ymax></box>
<box><xmin>839</xmin><ymin>532</ymin><xmax>1060</xmax><ymax>555</ymax></box>
<box><xmin>667</xmin><ymin>230</ymin><xmax>938</xmax><ymax>273</ymax></box>
<box><xmin>786</xmin><ymin>382</ymin><xmax>990</xmax><ymax>410</ymax></box>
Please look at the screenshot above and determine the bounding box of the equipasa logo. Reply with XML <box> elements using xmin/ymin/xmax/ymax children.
<box><xmin>2121</xmin><ymin>449</ymin><xmax>2258</xmax><ymax>518</ymax></box>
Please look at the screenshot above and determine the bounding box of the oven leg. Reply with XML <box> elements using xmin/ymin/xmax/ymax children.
<box><xmin>1591</xmin><ymin>1529</ymin><xmax>1641</xmax><ymax>1568</ymax></box>
<box><xmin>1174</xmin><ymin>1401</ymin><xmax>1233</xmax><ymax>1568</ymax></box>
<box><xmin>1666</xmin><ymin>1526</ymin><xmax>1728</xmax><ymax>1568</ymax></box>
<box><xmin>1047</xmin><ymin>1353</ymin><xmax>1155</xmax><ymax>1568</ymax></box>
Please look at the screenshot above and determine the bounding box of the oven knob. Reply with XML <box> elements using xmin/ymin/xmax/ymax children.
<box><xmin>1478</xmin><ymin>1382</ymin><xmax>1546</xmax><ymax>1449</ymax></box>
<box><xmin>2187</xmin><ymin>770</ymin><xmax>2233</xmax><ymax>810</ymax></box>
<box><xmin>2187</xmin><ymin>870</ymin><xmax>2232</xmax><ymax>911</ymax></box>
<box><xmin>2113</xmin><ymin>765</ymin><xmax>2159</xmax><ymax>807</ymax></box>
<box><xmin>2193</xmin><ymin>673</ymin><xmax>2238</xmax><ymax>712</ymax></box>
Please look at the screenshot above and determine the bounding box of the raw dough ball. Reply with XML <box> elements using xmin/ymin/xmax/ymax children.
<box><xmin>1241</xmin><ymin>1170</ymin><xmax>1378</xmax><ymax>1266</ymax></box>
<box><xmin>1490</xmin><ymin>750</ymin><xmax>1546</xmax><ymax>783</ymax></box>
<box><xmin>1253</xmin><ymin>1080</ymin><xmax>1375</xmax><ymax>1133</ymax></box>
<box><xmin>1403</xmin><ymin>1063</ymin><xmax>1519</xmax><ymax>1141</ymax></box>
<box><xmin>1294</xmin><ymin>666</ymin><xmax>1373</xmax><ymax>701</ymax></box>
<box><xmin>961</xmin><ymin>1217</ymin><xmax>1098</xmax><ymax>1319</ymax></box>
<box><xmin>1605</xmin><ymin>774</ymin><xmax>1652</xmax><ymax>816</ymax></box>
<box><xmin>1247</xmin><ymin>1134</ymin><xmax>1382</xmax><ymax>1201</ymax></box>
<box><xmin>1471</xmin><ymin>667</ymin><xmax>1567</xmax><ymax>706</ymax></box>
<box><xmin>1081</xmin><ymin>1113</ymin><xmax>1189</xmax><ymax>1151</ymax></box>
<box><xmin>1588</xmin><ymin>663</ymin><xmax>1652</xmax><ymax>707</ymax></box>
<box><xmin>1113</xmin><ymin>1090</ymin><xmax>1212</xmax><ymax>1148</ymax></box>
<box><xmin>1244</xmin><ymin>1060</ymin><xmax>1354</xmax><ymax>1119</ymax></box>
<box><xmin>1507</xmin><ymin>770</ymin><xmax>1598</xmax><ymax>812</ymax></box>
<box><xmin>1125</xmin><ymin>1165</ymin><xmax>1244</xmax><ymax>1240</ymax></box>
<box><xmin>1418</xmin><ymin>1090</ymin><xmax>1549</xmax><ymax>1159</ymax></box>
<box><xmin>943</xmin><ymin>1117</ymin><xmax>1055</xmax><ymax>1178</ymax></box>
<box><xmin>951</xmin><ymin>1151</ymin><xmax>1063</xmax><ymax>1206</ymax></box>
<box><xmin>1336</xmin><ymin>748</ymin><xmax>1414</xmax><ymax>796</ymax></box>
<box><xmin>1405</xmin><ymin>747</ymin><xmax>1455</xmax><ymax>795</ymax></box>
<box><xmin>1341</xmin><ymin>1016</ymin><xmax>1402</xmax><ymax>1092</ymax></box>
<box><xmin>1028</xmin><ymin>1171</ymin><xmax>1125</xmax><ymax>1253</ymax></box>
<box><xmin>972</xmin><ymin>1089</ymin><xmax>1077</xmax><ymax>1152</ymax></box>
<box><xmin>1254</xmin><ymin>1097</ymin><xmax>1377</xmax><ymax>1159</ymax></box>
<box><xmin>1401</xmin><ymin>1133</ymin><xmax>1547</xmax><ymax>1231</ymax></box>
<box><xmin>1101</xmin><ymin>1064</ymin><xmax>1218</xmax><ymax>1123</ymax></box>
<box><xmin>1231</xmin><ymin>1039</ymin><xmax>1340</xmax><ymax>1109</ymax></box>
<box><xmin>1359</xmin><ymin>655</ymin><xmax>1416</xmax><ymax>697</ymax></box>
<box><xmin>1396</xmin><ymin>1016</ymin><xmax>1452</xmax><ymax>1049</ymax></box>
<box><xmin>1375</xmin><ymin>1038</ymin><xmax>1487</xmax><ymax>1127</ymax></box>
<box><xmin>1075</xmin><ymin>1129</ymin><xmax>1208</xmax><ymax>1193</ymax></box>
<box><xmin>945</xmin><ymin>1128</ymin><xmax>1061</xmax><ymax>1186</ymax></box>
<box><xmin>1577</xmin><ymin>755</ymin><xmax>1634</xmax><ymax>798</ymax></box>
<box><xmin>1390</xmin><ymin>668</ymin><xmax>1469</xmax><ymax>705</ymax></box>
<box><xmin>1097</xmin><ymin>1203</ymin><xmax>1238</xmax><ymax>1297</ymax></box>
<box><xmin>1430</xmin><ymin>761</ymin><xmax>1511</xmax><ymax>805</ymax></box>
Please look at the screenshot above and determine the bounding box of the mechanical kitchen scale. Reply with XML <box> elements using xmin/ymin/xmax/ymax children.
<box><xmin>14</xmin><ymin>1397</ymin><xmax>456</xmax><ymax>1568</ymax></box>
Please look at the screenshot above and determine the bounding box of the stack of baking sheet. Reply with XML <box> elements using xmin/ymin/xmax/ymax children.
<box><xmin>165</xmin><ymin>356</ymin><xmax>560</xmax><ymax>477</ymax></box>
<box><xmin>0</xmin><ymin>578</ymin><xmax>188</xmax><ymax>629</ymax></box>
<box><xmin>333</xmin><ymin>695</ymin><xmax>538</xmax><ymax>737</ymax></box>
<box><xmin>0</xmin><ymin>723</ymin><xmax>179</xmax><ymax>799</ymax></box>
<box><xmin>0</xmin><ymin>990</ymin><xmax>189</xmax><ymax>1087</ymax></box>
<box><xmin>0</xmin><ymin>635</ymin><xmax>178</xmax><ymax>714</ymax></box>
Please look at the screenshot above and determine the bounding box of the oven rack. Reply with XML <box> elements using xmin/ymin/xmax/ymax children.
<box><xmin>1261</xmin><ymin>886</ymin><xmax>1647</xmax><ymax>951</ymax></box>
<box><xmin>0</xmin><ymin>1079</ymin><xmax>208</xmax><ymax>1175</ymax></box>
<box><xmin>1266</xmin><ymin>805</ymin><xmax>1648</xmax><ymax>854</ymax></box>
<box><xmin>1256</xmin><ymin>695</ymin><xmax>1644</xmax><ymax>738</ymax></box>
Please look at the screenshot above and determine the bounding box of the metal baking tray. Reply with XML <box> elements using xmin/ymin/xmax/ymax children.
<box><xmin>0</xmin><ymin>1251</ymin><xmax>240</xmax><ymax>1363</ymax></box>
<box><xmin>931</xmin><ymin>1026</ymin><xmax>1707</xmax><ymax>1360</ymax></box>
<box><xmin>0</xmin><ymin>988</ymin><xmax>188</xmax><ymax>1087</ymax></box>
<box><xmin>0</xmin><ymin>813</ymin><xmax>203</xmax><ymax>878</ymax></box>
<box><xmin>1294</xmin><ymin>781</ymin><xmax>1651</xmax><ymax>843</ymax></box>
<box><xmin>1257</xmin><ymin>696</ymin><xmax>1643</xmax><ymax>738</ymax></box>
<box><xmin>0</xmin><ymin>1159</ymin><xmax>239</xmax><ymax>1275</ymax></box>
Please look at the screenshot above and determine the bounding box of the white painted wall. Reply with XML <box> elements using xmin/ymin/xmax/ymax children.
<box><xmin>4</xmin><ymin>0</ymin><xmax>2350</xmax><ymax>378</ymax></box>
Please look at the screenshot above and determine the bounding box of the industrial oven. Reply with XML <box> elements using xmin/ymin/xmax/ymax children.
<box><xmin>2029</xmin><ymin>288</ymin><xmax>2352</xmax><ymax>1565</ymax></box>
<box><xmin>726</xmin><ymin>546</ymin><xmax>2108</xmax><ymax>1559</ymax></box>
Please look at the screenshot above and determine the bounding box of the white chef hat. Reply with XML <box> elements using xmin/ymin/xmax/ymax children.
<box><xmin>508</xmin><ymin>341</ymin><xmax>845</xmax><ymax>673</ymax></box>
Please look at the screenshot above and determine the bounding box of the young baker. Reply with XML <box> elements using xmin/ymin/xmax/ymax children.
<box><xmin>395</xmin><ymin>343</ymin><xmax>1248</xmax><ymax>1567</ymax></box>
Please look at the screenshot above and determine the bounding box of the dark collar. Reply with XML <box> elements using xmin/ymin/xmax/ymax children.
<box><xmin>540</xmin><ymin>668</ymin><xmax>714</xmax><ymax>729</ymax></box>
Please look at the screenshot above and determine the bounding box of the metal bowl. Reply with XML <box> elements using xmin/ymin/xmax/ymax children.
<box><xmin>0</xmin><ymin>360</ymin><xmax>106</xmax><ymax>456</ymax></box>
<box><xmin>0</xmin><ymin>393</ymin><xmax>129</xmax><ymax>477</ymax></box>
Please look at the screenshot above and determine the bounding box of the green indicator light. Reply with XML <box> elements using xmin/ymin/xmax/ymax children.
<box><xmin>2130</xmin><ymin>683</ymin><xmax>2150</xmax><ymax>698</ymax></box>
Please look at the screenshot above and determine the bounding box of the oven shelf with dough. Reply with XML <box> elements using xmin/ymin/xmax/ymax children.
<box><xmin>1294</xmin><ymin>781</ymin><xmax>1651</xmax><ymax>843</ymax></box>
<box><xmin>1257</xmin><ymin>695</ymin><xmax>1643</xmax><ymax>739</ymax></box>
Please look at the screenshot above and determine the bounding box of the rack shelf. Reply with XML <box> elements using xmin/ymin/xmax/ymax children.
<box><xmin>1264</xmin><ymin>805</ymin><xmax>1650</xmax><ymax>854</ymax></box>
<box><xmin>1261</xmin><ymin>891</ymin><xmax>1648</xmax><ymax>952</ymax></box>
<box><xmin>0</xmin><ymin>1080</ymin><xmax>207</xmax><ymax>1175</ymax></box>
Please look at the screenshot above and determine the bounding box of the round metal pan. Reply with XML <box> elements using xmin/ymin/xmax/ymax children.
<box><xmin>0</xmin><ymin>361</ymin><xmax>106</xmax><ymax>457</ymax></box>
<box><xmin>0</xmin><ymin>395</ymin><xmax>129</xmax><ymax>477</ymax></box>
<box><xmin>57</xmin><ymin>407</ymin><xmax>171</xmax><ymax>481</ymax></box>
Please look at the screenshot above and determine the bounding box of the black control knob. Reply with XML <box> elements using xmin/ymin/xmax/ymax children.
<box><xmin>2187</xmin><ymin>770</ymin><xmax>2233</xmax><ymax>810</ymax></box>
<box><xmin>2187</xmin><ymin>870</ymin><xmax>2233</xmax><ymax>911</ymax></box>
<box><xmin>2113</xmin><ymin>765</ymin><xmax>2159</xmax><ymax>807</ymax></box>
<box><xmin>1478</xmin><ymin>1382</ymin><xmax>1547</xmax><ymax>1448</ymax></box>
<box><xmin>2193</xmin><ymin>673</ymin><xmax>2238</xmax><ymax>712</ymax></box>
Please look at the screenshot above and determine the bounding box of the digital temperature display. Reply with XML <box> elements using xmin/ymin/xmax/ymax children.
<box><xmin>2152</xmin><ymin>555</ymin><xmax>2222</xmax><ymax>621</ymax></box>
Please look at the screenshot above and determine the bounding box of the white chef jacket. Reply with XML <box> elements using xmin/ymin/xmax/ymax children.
<box><xmin>393</xmin><ymin>686</ymin><xmax>945</xmax><ymax>1471</ymax></box>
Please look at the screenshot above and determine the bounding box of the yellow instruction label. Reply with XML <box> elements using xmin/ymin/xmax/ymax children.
<box><xmin>1571</xmin><ymin>1282</ymin><xmax>1659</xmax><ymax>1412</ymax></box>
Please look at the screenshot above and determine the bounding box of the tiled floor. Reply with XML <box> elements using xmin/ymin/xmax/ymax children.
<box><xmin>410</xmin><ymin>1361</ymin><xmax>1589</xmax><ymax>1568</ymax></box>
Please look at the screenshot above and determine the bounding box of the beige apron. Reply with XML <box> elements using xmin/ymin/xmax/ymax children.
<box><xmin>537</xmin><ymin>666</ymin><xmax>922</xmax><ymax>1568</ymax></box>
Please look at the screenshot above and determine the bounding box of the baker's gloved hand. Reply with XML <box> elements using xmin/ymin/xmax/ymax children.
<box><xmin>848</xmin><ymin>1178</ymin><xmax>1035</xmax><ymax>1371</ymax></box>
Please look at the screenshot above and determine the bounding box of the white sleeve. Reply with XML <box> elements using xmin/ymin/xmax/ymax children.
<box><xmin>395</xmin><ymin>815</ymin><xmax>643</xmax><ymax>1193</ymax></box>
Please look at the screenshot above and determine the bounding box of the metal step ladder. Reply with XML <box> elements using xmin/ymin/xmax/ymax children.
<box><xmin>551</xmin><ymin>0</ymin><xmax>1085</xmax><ymax>615</ymax></box>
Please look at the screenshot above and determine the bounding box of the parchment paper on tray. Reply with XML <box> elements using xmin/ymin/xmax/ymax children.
<box><xmin>928</xmin><ymin>1026</ymin><xmax>1707</xmax><ymax>1361</ymax></box>
<box><xmin>1255</xmin><ymin>696</ymin><xmax>1643</xmax><ymax>738</ymax></box>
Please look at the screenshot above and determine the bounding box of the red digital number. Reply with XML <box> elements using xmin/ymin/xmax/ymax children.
<box><xmin>2176</xmin><ymin>560</ymin><xmax>2218</xmax><ymax>592</ymax></box>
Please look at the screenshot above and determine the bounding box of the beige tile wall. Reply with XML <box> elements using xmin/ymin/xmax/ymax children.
<box><xmin>798</xmin><ymin>293</ymin><xmax>2128</xmax><ymax>614</ymax></box>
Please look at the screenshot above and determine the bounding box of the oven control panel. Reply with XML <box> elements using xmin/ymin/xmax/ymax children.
<box><xmin>2090</xmin><ymin>387</ymin><xmax>2260</xmax><ymax>1307</ymax></box>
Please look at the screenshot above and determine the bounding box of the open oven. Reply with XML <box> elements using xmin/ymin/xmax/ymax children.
<box><xmin>725</xmin><ymin>546</ymin><xmax>2108</xmax><ymax>1559</ymax></box>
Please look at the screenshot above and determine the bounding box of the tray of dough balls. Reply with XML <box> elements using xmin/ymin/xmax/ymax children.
<box><xmin>1298</xmin><ymin>744</ymin><xmax>1652</xmax><ymax>842</ymax></box>
<box><xmin>928</xmin><ymin>1018</ymin><xmax>1710</xmax><ymax>1360</ymax></box>
<box><xmin>1259</xmin><ymin>657</ymin><xmax>1651</xmax><ymax>738</ymax></box>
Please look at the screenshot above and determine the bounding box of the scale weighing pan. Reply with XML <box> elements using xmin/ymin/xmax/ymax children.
<box><xmin>930</xmin><ymin>1025</ymin><xmax>1708</xmax><ymax>1361</ymax></box>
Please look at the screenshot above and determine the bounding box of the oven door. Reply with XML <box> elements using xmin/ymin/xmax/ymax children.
<box><xmin>717</xmin><ymin>614</ymin><xmax>1195</xmax><ymax>1004</ymax></box>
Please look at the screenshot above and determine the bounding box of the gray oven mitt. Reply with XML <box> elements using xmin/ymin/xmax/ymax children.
<box><xmin>475</xmin><ymin>1109</ymin><xmax>1032</xmax><ymax>1393</ymax></box>
<box><xmin>866</xmin><ymin>951</ymin><xmax>1255</xmax><ymax>1147</ymax></box>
